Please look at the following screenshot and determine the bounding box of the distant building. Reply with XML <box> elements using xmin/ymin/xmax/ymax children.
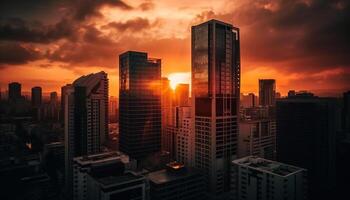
<box><xmin>238</xmin><ymin>118</ymin><xmax>276</xmax><ymax>160</ymax></box>
<box><xmin>31</xmin><ymin>86</ymin><xmax>42</xmax><ymax>107</ymax></box>
<box><xmin>87</xmin><ymin>171</ymin><xmax>147</xmax><ymax>200</ymax></box>
<box><xmin>192</xmin><ymin>19</ymin><xmax>240</xmax><ymax>198</ymax></box>
<box><xmin>8</xmin><ymin>82</ymin><xmax>21</xmax><ymax>102</ymax></box>
<box><xmin>73</xmin><ymin>151</ymin><xmax>136</xmax><ymax>200</ymax></box>
<box><xmin>161</xmin><ymin>78</ymin><xmax>174</xmax><ymax>153</ymax></box>
<box><xmin>240</xmin><ymin>93</ymin><xmax>257</xmax><ymax>108</ymax></box>
<box><xmin>259</xmin><ymin>79</ymin><xmax>276</xmax><ymax>106</ymax></box>
<box><xmin>276</xmin><ymin>94</ymin><xmax>339</xmax><ymax>200</ymax></box>
<box><xmin>174</xmin><ymin>83</ymin><xmax>189</xmax><ymax>107</ymax></box>
<box><xmin>231</xmin><ymin>156</ymin><xmax>307</xmax><ymax>200</ymax></box>
<box><xmin>109</xmin><ymin>96</ymin><xmax>118</xmax><ymax>123</ymax></box>
<box><xmin>119</xmin><ymin>51</ymin><xmax>161</xmax><ymax>160</ymax></box>
<box><xmin>147</xmin><ymin>162</ymin><xmax>205</xmax><ymax>200</ymax></box>
<box><xmin>63</xmin><ymin>71</ymin><xmax>109</xmax><ymax>198</ymax></box>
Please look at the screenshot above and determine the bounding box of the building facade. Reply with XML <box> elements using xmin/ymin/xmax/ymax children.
<box><xmin>259</xmin><ymin>79</ymin><xmax>276</xmax><ymax>106</ymax></box>
<box><xmin>119</xmin><ymin>51</ymin><xmax>161</xmax><ymax>160</ymax></box>
<box><xmin>231</xmin><ymin>156</ymin><xmax>307</xmax><ymax>200</ymax></box>
<box><xmin>192</xmin><ymin>19</ymin><xmax>240</xmax><ymax>198</ymax></box>
<box><xmin>31</xmin><ymin>86</ymin><xmax>42</xmax><ymax>107</ymax></box>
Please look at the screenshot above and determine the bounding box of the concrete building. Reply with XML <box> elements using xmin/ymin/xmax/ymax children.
<box><xmin>73</xmin><ymin>151</ymin><xmax>136</xmax><ymax>200</ymax></box>
<box><xmin>63</xmin><ymin>71</ymin><xmax>109</xmax><ymax>198</ymax></box>
<box><xmin>147</xmin><ymin>162</ymin><xmax>205</xmax><ymax>200</ymax></box>
<box><xmin>192</xmin><ymin>19</ymin><xmax>240</xmax><ymax>198</ymax></box>
<box><xmin>119</xmin><ymin>51</ymin><xmax>161</xmax><ymax>160</ymax></box>
<box><xmin>231</xmin><ymin>156</ymin><xmax>307</xmax><ymax>200</ymax></box>
<box><xmin>259</xmin><ymin>79</ymin><xmax>276</xmax><ymax>106</ymax></box>
<box><xmin>8</xmin><ymin>82</ymin><xmax>22</xmax><ymax>102</ymax></box>
<box><xmin>87</xmin><ymin>170</ymin><xmax>147</xmax><ymax>200</ymax></box>
<box><xmin>31</xmin><ymin>86</ymin><xmax>42</xmax><ymax>107</ymax></box>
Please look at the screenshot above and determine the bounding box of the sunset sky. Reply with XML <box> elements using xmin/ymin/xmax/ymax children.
<box><xmin>0</xmin><ymin>0</ymin><xmax>349</xmax><ymax>97</ymax></box>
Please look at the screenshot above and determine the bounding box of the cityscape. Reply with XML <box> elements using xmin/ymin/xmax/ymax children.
<box><xmin>0</xmin><ymin>1</ymin><xmax>349</xmax><ymax>200</ymax></box>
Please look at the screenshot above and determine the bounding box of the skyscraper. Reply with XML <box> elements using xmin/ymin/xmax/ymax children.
<box><xmin>31</xmin><ymin>86</ymin><xmax>42</xmax><ymax>107</ymax></box>
<box><xmin>161</xmin><ymin>78</ymin><xmax>174</xmax><ymax>153</ymax></box>
<box><xmin>174</xmin><ymin>83</ymin><xmax>189</xmax><ymax>107</ymax></box>
<box><xmin>119</xmin><ymin>51</ymin><xmax>161</xmax><ymax>161</ymax></box>
<box><xmin>8</xmin><ymin>82</ymin><xmax>21</xmax><ymax>102</ymax></box>
<box><xmin>276</xmin><ymin>93</ymin><xmax>339</xmax><ymax>200</ymax></box>
<box><xmin>192</xmin><ymin>19</ymin><xmax>240</xmax><ymax>198</ymax></box>
<box><xmin>63</xmin><ymin>71</ymin><xmax>108</xmax><ymax>198</ymax></box>
<box><xmin>259</xmin><ymin>79</ymin><xmax>276</xmax><ymax>106</ymax></box>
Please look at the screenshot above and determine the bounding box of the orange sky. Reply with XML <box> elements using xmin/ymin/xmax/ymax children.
<box><xmin>0</xmin><ymin>0</ymin><xmax>349</xmax><ymax>97</ymax></box>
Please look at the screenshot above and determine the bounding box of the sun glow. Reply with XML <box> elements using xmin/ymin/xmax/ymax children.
<box><xmin>167</xmin><ymin>72</ymin><xmax>191</xmax><ymax>90</ymax></box>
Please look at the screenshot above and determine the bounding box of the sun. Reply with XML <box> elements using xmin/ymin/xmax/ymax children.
<box><xmin>168</xmin><ymin>72</ymin><xmax>191</xmax><ymax>90</ymax></box>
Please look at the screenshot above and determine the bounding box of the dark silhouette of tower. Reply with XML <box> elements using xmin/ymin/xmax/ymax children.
<box><xmin>31</xmin><ymin>86</ymin><xmax>42</xmax><ymax>107</ymax></box>
<box><xmin>8</xmin><ymin>82</ymin><xmax>21</xmax><ymax>102</ymax></box>
<box><xmin>119</xmin><ymin>51</ymin><xmax>161</xmax><ymax>160</ymax></box>
<box><xmin>259</xmin><ymin>79</ymin><xmax>276</xmax><ymax>106</ymax></box>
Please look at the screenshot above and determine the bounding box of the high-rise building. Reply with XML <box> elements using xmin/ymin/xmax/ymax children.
<box><xmin>119</xmin><ymin>51</ymin><xmax>161</xmax><ymax>161</ymax></box>
<box><xmin>63</xmin><ymin>71</ymin><xmax>108</xmax><ymax>198</ymax></box>
<box><xmin>276</xmin><ymin>94</ymin><xmax>339</xmax><ymax>200</ymax></box>
<box><xmin>175</xmin><ymin>83</ymin><xmax>189</xmax><ymax>107</ymax></box>
<box><xmin>240</xmin><ymin>93</ymin><xmax>257</xmax><ymax>108</ymax></box>
<box><xmin>109</xmin><ymin>96</ymin><xmax>118</xmax><ymax>123</ymax></box>
<box><xmin>161</xmin><ymin>78</ymin><xmax>174</xmax><ymax>152</ymax></box>
<box><xmin>8</xmin><ymin>82</ymin><xmax>21</xmax><ymax>102</ymax></box>
<box><xmin>192</xmin><ymin>19</ymin><xmax>240</xmax><ymax>198</ymax></box>
<box><xmin>259</xmin><ymin>79</ymin><xmax>276</xmax><ymax>106</ymax></box>
<box><xmin>73</xmin><ymin>151</ymin><xmax>136</xmax><ymax>200</ymax></box>
<box><xmin>31</xmin><ymin>86</ymin><xmax>42</xmax><ymax>107</ymax></box>
<box><xmin>238</xmin><ymin>117</ymin><xmax>276</xmax><ymax>160</ymax></box>
<box><xmin>147</xmin><ymin>162</ymin><xmax>205</xmax><ymax>200</ymax></box>
<box><xmin>50</xmin><ymin>92</ymin><xmax>58</xmax><ymax>104</ymax></box>
<box><xmin>231</xmin><ymin>156</ymin><xmax>307</xmax><ymax>200</ymax></box>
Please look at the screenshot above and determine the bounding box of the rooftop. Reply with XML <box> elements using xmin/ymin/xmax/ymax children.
<box><xmin>96</xmin><ymin>172</ymin><xmax>143</xmax><ymax>187</ymax></box>
<box><xmin>233</xmin><ymin>156</ymin><xmax>305</xmax><ymax>177</ymax></box>
<box><xmin>74</xmin><ymin>151</ymin><xmax>129</xmax><ymax>166</ymax></box>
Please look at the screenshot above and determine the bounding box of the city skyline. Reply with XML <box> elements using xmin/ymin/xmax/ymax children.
<box><xmin>1</xmin><ymin>0</ymin><xmax>349</xmax><ymax>97</ymax></box>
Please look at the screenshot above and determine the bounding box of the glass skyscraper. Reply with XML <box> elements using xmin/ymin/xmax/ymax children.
<box><xmin>119</xmin><ymin>51</ymin><xmax>161</xmax><ymax>160</ymax></box>
<box><xmin>192</xmin><ymin>19</ymin><xmax>240</xmax><ymax>198</ymax></box>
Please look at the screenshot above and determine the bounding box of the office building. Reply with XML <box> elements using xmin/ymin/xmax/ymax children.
<box><xmin>276</xmin><ymin>94</ymin><xmax>339</xmax><ymax>200</ymax></box>
<box><xmin>192</xmin><ymin>19</ymin><xmax>240</xmax><ymax>198</ymax></box>
<box><xmin>259</xmin><ymin>79</ymin><xmax>276</xmax><ymax>106</ymax></box>
<box><xmin>87</xmin><ymin>170</ymin><xmax>147</xmax><ymax>200</ymax></box>
<box><xmin>161</xmin><ymin>78</ymin><xmax>174</xmax><ymax>152</ymax></box>
<box><xmin>31</xmin><ymin>86</ymin><xmax>42</xmax><ymax>107</ymax></box>
<box><xmin>231</xmin><ymin>156</ymin><xmax>307</xmax><ymax>200</ymax></box>
<box><xmin>109</xmin><ymin>96</ymin><xmax>118</xmax><ymax>123</ymax></box>
<box><xmin>238</xmin><ymin>118</ymin><xmax>276</xmax><ymax>160</ymax></box>
<box><xmin>240</xmin><ymin>93</ymin><xmax>257</xmax><ymax>108</ymax></box>
<box><xmin>63</xmin><ymin>71</ymin><xmax>108</xmax><ymax>198</ymax></box>
<box><xmin>174</xmin><ymin>83</ymin><xmax>189</xmax><ymax>107</ymax></box>
<box><xmin>119</xmin><ymin>51</ymin><xmax>161</xmax><ymax>160</ymax></box>
<box><xmin>147</xmin><ymin>162</ymin><xmax>205</xmax><ymax>200</ymax></box>
<box><xmin>73</xmin><ymin>151</ymin><xmax>136</xmax><ymax>200</ymax></box>
<box><xmin>8</xmin><ymin>82</ymin><xmax>21</xmax><ymax>102</ymax></box>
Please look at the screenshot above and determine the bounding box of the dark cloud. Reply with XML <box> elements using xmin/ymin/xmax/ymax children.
<box><xmin>0</xmin><ymin>42</ymin><xmax>41</xmax><ymax>65</ymax></box>
<box><xmin>0</xmin><ymin>17</ymin><xmax>75</xmax><ymax>43</ymax></box>
<box><xmin>139</xmin><ymin>1</ymin><xmax>155</xmax><ymax>11</ymax></box>
<box><xmin>72</xmin><ymin>0</ymin><xmax>133</xmax><ymax>21</ymax></box>
<box><xmin>105</xmin><ymin>18</ymin><xmax>151</xmax><ymax>31</ymax></box>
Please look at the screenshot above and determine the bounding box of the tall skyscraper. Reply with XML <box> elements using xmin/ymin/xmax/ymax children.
<box><xmin>31</xmin><ymin>86</ymin><xmax>42</xmax><ymax>107</ymax></box>
<box><xmin>192</xmin><ymin>19</ymin><xmax>240</xmax><ymax>198</ymax></box>
<box><xmin>259</xmin><ymin>79</ymin><xmax>276</xmax><ymax>106</ymax></box>
<box><xmin>161</xmin><ymin>77</ymin><xmax>174</xmax><ymax>152</ymax></box>
<box><xmin>231</xmin><ymin>156</ymin><xmax>307</xmax><ymax>200</ymax></box>
<box><xmin>8</xmin><ymin>82</ymin><xmax>21</xmax><ymax>102</ymax></box>
<box><xmin>119</xmin><ymin>51</ymin><xmax>161</xmax><ymax>160</ymax></box>
<box><xmin>276</xmin><ymin>93</ymin><xmax>339</xmax><ymax>200</ymax></box>
<box><xmin>174</xmin><ymin>83</ymin><xmax>189</xmax><ymax>107</ymax></box>
<box><xmin>63</xmin><ymin>71</ymin><xmax>108</xmax><ymax>198</ymax></box>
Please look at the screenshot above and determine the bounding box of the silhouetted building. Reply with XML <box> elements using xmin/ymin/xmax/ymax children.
<box><xmin>147</xmin><ymin>162</ymin><xmax>205</xmax><ymax>200</ymax></box>
<box><xmin>31</xmin><ymin>86</ymin><xmax>42</xmax><ymax>107</ymax></box>
<box><xmin>50</xmin><ymin>91</ymin><xmax>58</xmax><ymax>103</ymax></box>
<box><xmin>119</xmin><ymin>51</ymin><xmax>161</xmax><ymax>160</ymax></box>
<box><xmin>231</xmin><ymin>156</ymin><xmax>307</xmax><ymax>200</ymax></box>
<box><xmin>259</xmin><ymin>79</ymin><xmax>276</xmax><ymax>106</ymax></box>
<box><xmin>342</xmin><ymin>91</ymin><xmax>350</xmax><ymax>137</ymax></box>
<box><xmin>175</xmin><ymin>83</ymin><xmax>189</xmax><ymax>106</ymax></box>
<box><xmin>238</xmin><ymin>118</ymin><xmax>276</xmax><ymax>160</ymax></box>
<box><xmin>87</xmin><ymin>171</ymin><xmax>147</xmax><ymax>200</ymax></box>
<box><xmin>109</xmin><ymin>96</ymin><xmax>118</xmax><ymax>123</ymax></box>
<box><xmin>276</xmin><ymin>94</ymin><xmax>339</xmax><ymax>200</ymax></box>
<box><xmin>63</xmin><ymin>71</ymin><xmax>108</xmax><ymax>198</ymax></box>
<box><xmin>8</xmin><ymin>82</ymin><xmax>21</xmax><ymax>102</ymax></box>
<box><xmin>240</xmin><ymin>93</ymin><xmax>257</xmax><ymax>108</ymax></box>
<box><xmin>161</xmin><ymin>77</ymin><xmax>174</xmax><ymax>153</ymax></box>
<box><xmin>73</xmin><ymin>151</ymin><xmax>136</xmax><ymax>200</ymax></box>
<box><xmin>192</xmin><ymin>19</ymin><xmax>240</xmax><ymax>198</ymax></box>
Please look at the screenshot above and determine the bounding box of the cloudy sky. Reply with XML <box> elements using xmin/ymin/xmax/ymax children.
<box><xmin>0</xmin><ymin>0</ymin><xmax>349</xmax><ymax>96</ymax></box>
